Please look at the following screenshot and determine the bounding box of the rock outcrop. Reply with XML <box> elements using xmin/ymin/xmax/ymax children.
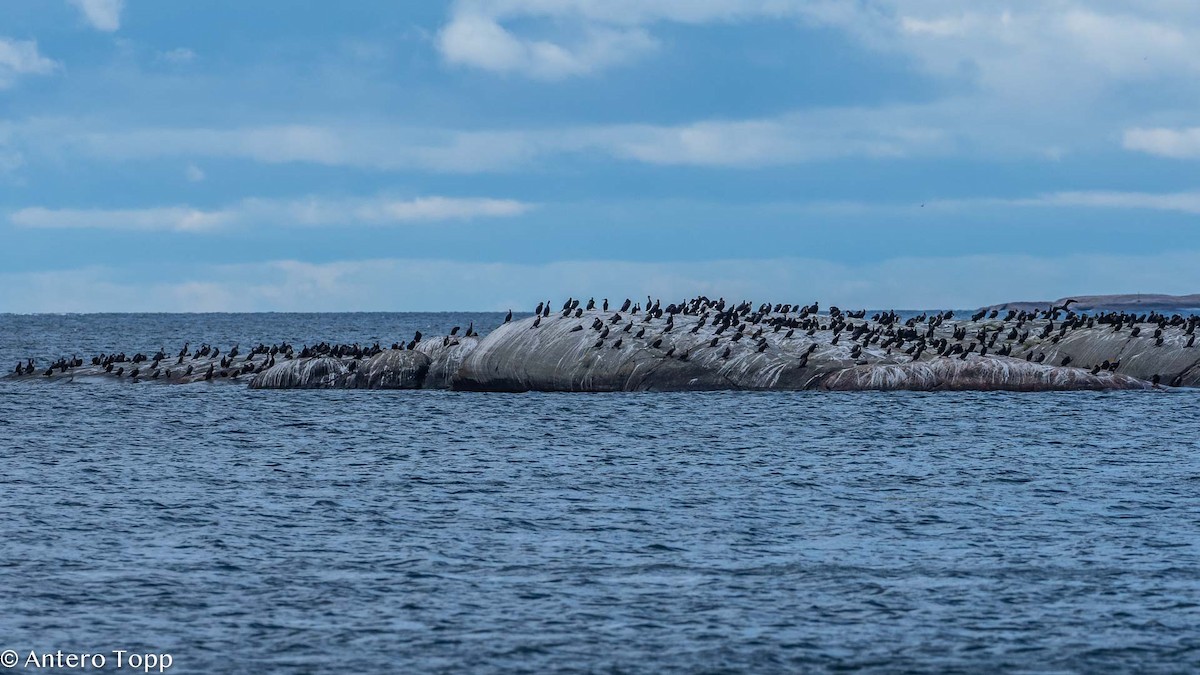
<box><xmin>8</xmin><ymin>299</ymin><xmax>1198</xmax><ymax>391</ymax></box>
<box><xmin>819</xmin><ymin>358</ymin><xmax>1148</xmax><ymax>391</ymax></box>
<box><xmin>450</xmin><ymin>312</ymin><xmax>1162</xmax><ymax>392</ymax></box>
<box><xmin>248</xmin><ymin>356</ymin><xmax>351</xmax><ymax>389</ymax></box>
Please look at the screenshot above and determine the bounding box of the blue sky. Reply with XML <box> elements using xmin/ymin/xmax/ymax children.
<box><xmin>1</xmin><ymin>0</ymin><xmax>1198</xmax><ymax>311</ymax></box>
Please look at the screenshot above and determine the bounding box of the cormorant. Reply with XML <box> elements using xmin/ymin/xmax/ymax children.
<box><xmin>1052</xmin><ymin>298</ymin><xmax>1078</xmax><ymax>313</ymax></box>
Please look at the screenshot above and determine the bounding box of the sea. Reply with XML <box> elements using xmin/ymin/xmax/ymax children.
<box><xmin>1</xmin><ymin>313</ymin><xmax>1199</xmax><ymax>674</ymax></box>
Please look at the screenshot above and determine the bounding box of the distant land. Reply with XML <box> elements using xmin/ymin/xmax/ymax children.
<box><xmin>984</xmin><ymin>293</ymin><xmax>1200</xmax><ymax>312</ymax></box>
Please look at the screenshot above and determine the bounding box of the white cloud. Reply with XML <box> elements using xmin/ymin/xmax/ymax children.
<box><xmin>12</xmin><ymin>206</ymin><xmax>229</xmax><ymax>232</ymax></box>
<box><xmin>438</xmin><ymin>12</ymin><xmax>656</xmax><ymax>79</ymax></box>
<box><xmin>2</xmin><ymin>250</ymin><xmax>1198</xmax><ymax>313</ymax></box>
<box><xmin>1123</xmin><ymin>127</ymin><xmax>1200</xmax><ymax>158</ymax></box>
<box><xmin>69</xmin><ymin>0</ymin><xmax>124</xmax><ymax>32</ymax></box>
<box><xmin>185</xmin><ymin>164</ymin><xmax>205</xmax><ymax>182</ymax></box>
<box><xmin>0</xmin><ymin>39</ymin><xmax>59</xmax><ymax>89</ymax></box>
<box><xmin>10</xmin><ymin>196</ymin><xmax>535</xmax><ymax>232</ymax></box>
<box><xmin>594</xmin><ymin>110</ymin><xmax>949</xmax><ymax>166</ymax></box>
<box><xmin>436</xmin><ymin>0</ymin><xmax>831</xmax><ymax>78</ymax></box>
<box><xmin>925</xmin><ymin>189</ymin><xmax>1200</xmax><ymax>215</ymax></box>
<box><xmin>25</xmin><ymin>107</ymin><xmax>951</xmax><ymax>172</ymax></box>
<box><xmin>1014</xmin><ymin>190</ymin><xmax>1200</xmax><ymax>214</ymax></box>
<box><xmin>159</xmin><ymin>48</ymin><xmax>197</xmax><ymax>64</ymax></box>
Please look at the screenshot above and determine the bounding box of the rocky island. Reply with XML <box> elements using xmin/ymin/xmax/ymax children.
<box><xmin>7</xmin><ymin>296</ymin><xmax>1199</xmax><ymax>391</ymax></box>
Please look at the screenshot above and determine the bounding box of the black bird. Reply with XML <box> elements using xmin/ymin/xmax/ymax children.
<box><xmin>612</xmin><ymin>338</ymin><xmax>623</xmax><ymax>349</ymax></box>
<box><xmin>1061</xmin><ymin>355</ymin><xmax>1072</xmax><ymax>366</ymax></box>
<box><xmin>722</xmin><ymin>347</ymin><xmax>731</xmax><ymax>359</ymax></box>
<box><xmin>651</xmin><ymin>338</ymin><xmax>663</xmax><ymax>349</ymax></box>
<box><xmin>505</xmin><ymin>310</ymin><xmax>513</xmax><ymax>323</ymax></box>
<box><xmin>1052</xmin><ymin>298</ymin><xmax>1078</xmax><ymax>313</ymax></box>
<box><xmin>570</xmin><ymin>324</ymin><xmax>583</xmax><ymax>332</ymax></box>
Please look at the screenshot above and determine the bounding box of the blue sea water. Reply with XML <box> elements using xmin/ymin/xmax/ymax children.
<box><xmin>2</xmin><ymin>313</ymin><xmax>1199</xmax><ymax>674</ymax></box>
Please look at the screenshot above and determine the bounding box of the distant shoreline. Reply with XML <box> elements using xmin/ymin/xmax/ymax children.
<box><xmin>984</xmin><ymin>293</ymin><xmax>1200</xmax><ymax>313</ymax></box>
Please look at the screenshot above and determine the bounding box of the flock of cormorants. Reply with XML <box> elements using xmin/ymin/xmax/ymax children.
<box><xmin>498</xmin><ymin>295</ymin><xmax>1198</xmax><ymax>387</ymax></box>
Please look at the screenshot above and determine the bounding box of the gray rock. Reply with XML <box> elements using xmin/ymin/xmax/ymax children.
<box><xmin>413</xmin><ymin>337</ymin><xmax>479</xmax><ymax>389</ymax></box>
<box><xmin>452</xmin><ymin>311</ymin><xmax>1170</xmax><ymax>392</ymax></box>
<box><xmin>350</xmin><ymin>350</ymin><xmax>430</xmax><ymax>389</ymax></box>
<box><xmin>249</xmin><ymin>357</ymin><xmax>349</xmax><ymax>389</ymax></box>
<box><xmin>819</xmin><ymin>357</ymin><xmax>1150</xmax><ymax>391</ymax></box>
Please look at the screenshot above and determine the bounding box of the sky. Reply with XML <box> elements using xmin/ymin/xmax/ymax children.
<box><xmin>0</xmin><ymin>0</ymin><xmax>1198</xmax><ymax>312</ymax></box>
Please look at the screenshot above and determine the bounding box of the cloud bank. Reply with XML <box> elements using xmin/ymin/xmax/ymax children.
<box><xmin>11</xmin><ymin>196</ymin><xmax>534</xmax><ymax>232</ymax></box>
<box><xmin>3</xmin><ymin>251</ymin><xmax>1196</xmax><ymax>313</ymax></box>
